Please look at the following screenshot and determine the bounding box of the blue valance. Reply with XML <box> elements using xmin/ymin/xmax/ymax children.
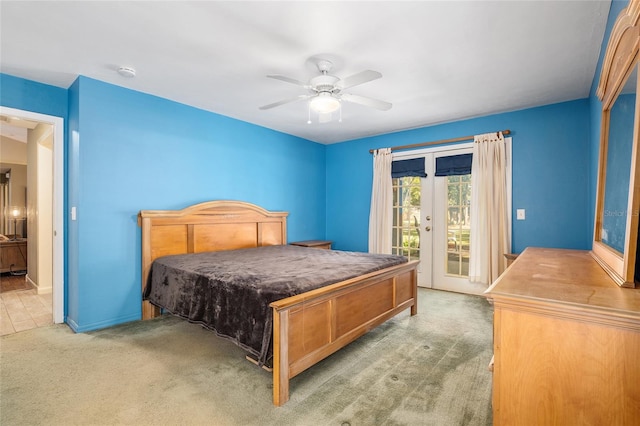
<box><xmin>391</xmin><ymin>158</ymin><xmax>427</xmax><ymax>178</ymax></box>
<box><xmin>435</xmin><ymin>153</ymin><xmax>473</xmax><ymax>176</ymax></box>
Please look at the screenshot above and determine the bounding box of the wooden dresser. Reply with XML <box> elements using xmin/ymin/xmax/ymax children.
<box><xmin>485</xmin><ymin>247</ymin><xmax>640</xmax><ymax>425</ymax></box>
<box><xmin>0</xmin><ymin>239</ymin><xmax>27</xmax><ymax>273</ymax></box>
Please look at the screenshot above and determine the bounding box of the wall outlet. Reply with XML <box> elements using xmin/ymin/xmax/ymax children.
<box><xmin>516</xmin><ymin>209</ymin><xmax>525</xmax><ymax>220</ymax></box>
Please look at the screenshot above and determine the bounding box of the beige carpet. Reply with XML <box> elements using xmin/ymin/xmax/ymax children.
<box><xmin>0</xmin><ymin>288</ymin><xmax>493</xmax><ymax>425</ymax></box>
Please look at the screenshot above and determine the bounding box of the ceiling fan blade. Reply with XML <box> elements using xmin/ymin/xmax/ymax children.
<box><xmin>338</xmin><ymin>70</ymin><xmax>382</xmax><ymax>90</ymax></box>
<box><xmin>259</xmin><ymin>95</ymin><xmax>309</xmax><ymax>110</ymax></box>
<box><xmin>341</xmin><ymin>93</ymin><xmax>392</xmax><ymax>111</ymax></box>
<box><xmin>267</xmin><ymin>74</ymin><xmax>309</xmax><ymax>88</ymax></box>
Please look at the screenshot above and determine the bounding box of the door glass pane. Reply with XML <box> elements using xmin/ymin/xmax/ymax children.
<box><xmin>446</xmin><ymin>175</ymin><xmax>471</xmax><ymax>276</ymax></box>
<box><xmin>392</xmin><ymin>176</ymin><xmax>421</xmax><ymax>260</ymax></box>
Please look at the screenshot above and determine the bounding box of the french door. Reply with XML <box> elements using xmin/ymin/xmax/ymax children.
<box><xmin>392</xmin><ymin>145</ymin><xmax>486</xmax><ymax>294</ymax></box>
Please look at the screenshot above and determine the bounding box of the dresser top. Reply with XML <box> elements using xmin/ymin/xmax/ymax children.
<box><xmin>0</xmin><ymin>238</ymin><xmax>27</xmax><ymax>246</ymax></box>
<box><xmin>485</xmin><ymin>247</ymin><xmax>640</xmax><ymax>318</ymax></box>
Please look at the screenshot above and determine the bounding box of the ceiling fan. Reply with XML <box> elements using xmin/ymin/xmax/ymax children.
<box><xmin>259</xmin><ymin>59</ymin><xmax>392</xmax><ymax>122</ymax></box>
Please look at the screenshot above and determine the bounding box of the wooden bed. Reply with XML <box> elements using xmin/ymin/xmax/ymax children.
<box><xmin>138</xmin><ymin>200</ymin><xmax>419</xmax><ymax>406</ymax></box>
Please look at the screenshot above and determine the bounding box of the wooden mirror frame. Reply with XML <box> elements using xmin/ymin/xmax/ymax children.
<box><xmin>594</xmin><ymin>0</ymin><xmax>640</xmax><ymax>287</ymax></box>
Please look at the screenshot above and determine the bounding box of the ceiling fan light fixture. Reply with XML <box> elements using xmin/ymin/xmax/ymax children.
<box><xmin>309</xmin><ymin>93</ymin><xmax>340</xmax><ymax>114</ymax></box>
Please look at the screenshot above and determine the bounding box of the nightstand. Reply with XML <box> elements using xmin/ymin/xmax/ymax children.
<box><xmin>290</xmin><ymin>240</ymin><xmax>332</xmax><ymax>250</ymax></box>
<box><xmin>0</xmin><ymin>239</ymin><xmax>28</xmax><ymax>273</ymax></box>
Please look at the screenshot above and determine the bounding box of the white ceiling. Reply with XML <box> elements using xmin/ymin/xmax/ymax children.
<box><xmin>0</xmin><ymin>1</ymin><xmax>611</xmax><ymax>144</ymax></box>
<box><xmin>0</xmin><ymin>116</ymin><xmax>40</xmax><ymax>143</ymax></box>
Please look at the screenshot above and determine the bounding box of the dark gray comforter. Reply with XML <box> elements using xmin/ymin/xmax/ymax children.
<box><xmin>143</xmin><ymin>245</ymin><xmax>407</xmax><ymax>366</ymax></box>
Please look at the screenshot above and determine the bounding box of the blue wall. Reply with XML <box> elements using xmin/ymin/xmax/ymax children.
<box><xmin>326</xmin><ymin>99</ymin><xmax>592</xmax><ymax>254</ymax></box>
<box><xmin>67</xmin><ymin>78</ymin><xmax>80</xmax><ymax>328</ymax></box>
<box><xmin>0</xmin><ymin>73</ymin><xmax>68</xmax><ymax>119</ymax></box>
<box><xmin>66</xmin><ymin>77</ymin><xmax>326</xmax><ymax>331</ymax></box>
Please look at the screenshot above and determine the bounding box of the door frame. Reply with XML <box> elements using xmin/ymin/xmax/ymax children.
<box><xmin>432</xmin><ymin>146</ymin><xmax>483</xmax><ymax>294</ymax></box>
<box><xmin>1</xmin><ymin>106</ymin><xmax>65</xmax><ymax>323</ymax></box>
<box><xmin>393</xmin><ymin>144</ymin><xmax>475</xmax><ymax>288</ymax></box>
<box><xmin>392</xmin><ymin>139</ymin><xmax>512</xmax><ymax>293</ymax></box>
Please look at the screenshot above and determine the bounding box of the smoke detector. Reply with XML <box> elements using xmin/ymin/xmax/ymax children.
<box><xmin>117</xmin><ymin>66</ymin><xmax>136</xmax><ymax>78</ymax></box>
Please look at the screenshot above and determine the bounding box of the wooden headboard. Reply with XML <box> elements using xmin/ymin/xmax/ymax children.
<box><xmin>138</xmin><ymin>200</ymin><xmax>288</xmax><ymax>319</ymax></box>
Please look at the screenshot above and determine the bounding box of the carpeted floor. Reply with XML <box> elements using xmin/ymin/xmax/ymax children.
<box><xmin>0</xmin><ymin>288</ymin><xmax>493</xmax><ymax>425</ymax></box>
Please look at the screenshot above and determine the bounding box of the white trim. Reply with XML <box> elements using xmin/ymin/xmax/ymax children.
<box><xmin>26</xmin><ymin>273</ymin><xmax>52</xmax><ymax>294</ymax></box>
<box><xmin>0</xmin><ymin>106</ymin><xmax>64</xmax><ymax>324</ymax></box>
<box><xmin>35</xmin><ymin>125</ymin><xmax>54</xmax><ymax>146</ymax></box>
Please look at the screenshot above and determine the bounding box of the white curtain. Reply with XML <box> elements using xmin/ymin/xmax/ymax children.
<box><xmin>469</xmin><ymin>132</ymin><xmax>511</xmax><ymax>285</ymax></box>
<box><xmin>368</xmin><ymin>148</ymin><xmax>393</xmax><ymax>254</ymax></box>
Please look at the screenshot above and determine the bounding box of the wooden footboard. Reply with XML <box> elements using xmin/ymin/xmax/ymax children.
<box><xmin>270</xmin><ymin>259</ymin><xmax>419</xmax><ymax>406</ymax></box>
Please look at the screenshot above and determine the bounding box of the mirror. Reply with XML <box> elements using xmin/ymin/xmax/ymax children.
<box><xmin>593</xmin><ymin>2</ymin><xmax>640</xmax><ymax>288</ymax></box>
<box><xmin>601</xmin><ymin>66</ymin><xmax>636</xmax><ymax>255</ymax></box>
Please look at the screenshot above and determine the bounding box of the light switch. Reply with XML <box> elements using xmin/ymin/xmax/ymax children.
<box><xmin>71</xmin><ymin>206</ymin><xmax>77</xmax><ymax>221</ymax></box>
<box><xmin>516</xmin><ymin>209</ymin><xmax>525</xmax><ymax>220</ymax></box>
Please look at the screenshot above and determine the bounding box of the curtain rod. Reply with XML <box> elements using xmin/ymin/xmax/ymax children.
<box><xmin>368</xmin><ymin>129</ymin><xmax>511</xmax><ymax>154</ymax></box>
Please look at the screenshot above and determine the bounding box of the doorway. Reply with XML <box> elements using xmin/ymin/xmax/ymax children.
<box><xmin>0</xmin><ymin>106</ymin><xmax>64</xmax><ymax>324</ymax></box>
<box><xmin>392</xmin><ymin>143</ymin><xmax>509</xmax><ymax>295</ymax></box>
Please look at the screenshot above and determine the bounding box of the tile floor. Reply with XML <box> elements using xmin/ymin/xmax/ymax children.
<box><xmin>1</xmin><ymin>279</ymin><xmax>53</xmax><ymax>336</ymax></box>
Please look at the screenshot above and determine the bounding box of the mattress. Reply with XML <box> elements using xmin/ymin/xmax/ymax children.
<box><xmin>143</xmin><ymin>244</ymin><xmax>407</xmax><ymax>365</ymax></box>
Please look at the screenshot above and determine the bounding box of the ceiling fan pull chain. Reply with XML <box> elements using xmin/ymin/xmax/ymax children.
<box><xmin>307</xmin><ymin>102</ymin><xmax>312</xmax><ymax>124</ymax></box>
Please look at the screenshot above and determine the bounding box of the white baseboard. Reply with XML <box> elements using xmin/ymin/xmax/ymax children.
<box><xmin>26</xmin><ymin>274</ymin><xmax>52</xmax><ymax>294</ymax></box>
